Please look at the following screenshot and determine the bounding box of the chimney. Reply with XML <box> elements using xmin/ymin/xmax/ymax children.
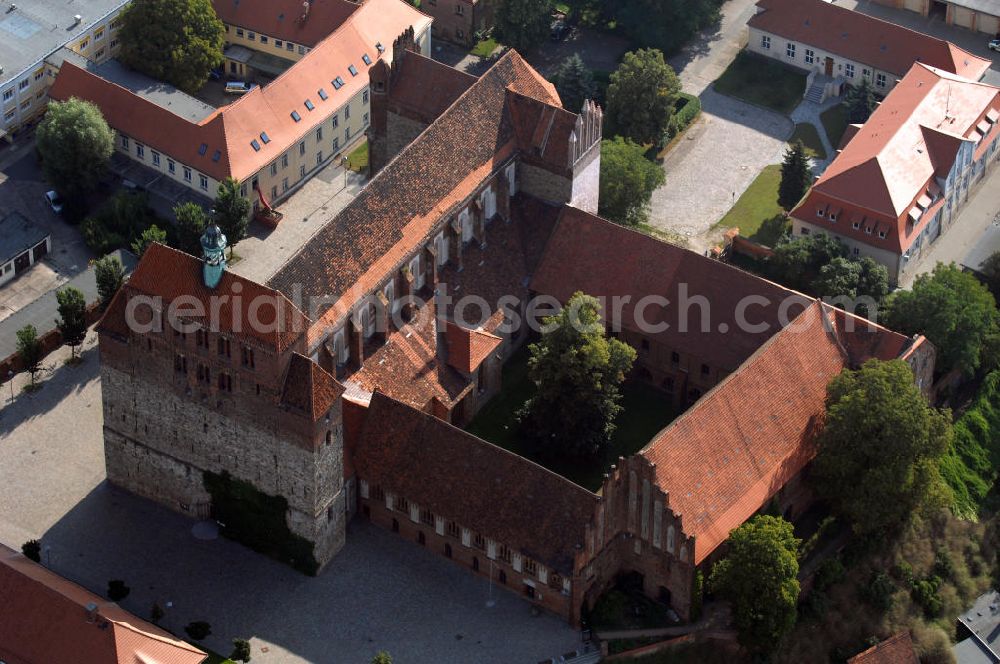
<box><xmin>85</xmin><ymin>602</ymin><xmax>99</xmax><ymax>623</ymax></box>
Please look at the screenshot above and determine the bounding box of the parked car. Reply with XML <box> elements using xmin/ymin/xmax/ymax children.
<box><xmin>44</xmin><ymin>190</ymin><xmax>63</xmax><ymax>214</ymax></box>
<box><xmin>550</xmin><ymin>19</ymin><xmax>570</xmax><ymax>41</ymax></box>
<box><xmin>225</xmin><ymin>81</ymin><xmax>255</xmax><ymax>94</ymax></box>
<box><xmin>989</xmin><ymin>39</ymin><xmax>1000</xmax><ymax>52</ymax></box>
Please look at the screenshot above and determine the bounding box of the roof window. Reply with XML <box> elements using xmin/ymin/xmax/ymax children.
<box><xmin>376</xmin><ymin>41</ymin><xmax>385</xmax><ymax>53</ymax></box>
<box><xmin>198</xmin><ymin>143</ymin><xmax>208</xmax><ymax>156</ymax></box>
<box><xmin>362</xmin><ymin>53</ymin><xmax>372</xmax><ymax>65</ymax></box>
<box><xmin>291</xmin><ymin>110</ymin><xmax>301</xmax><ymax>122</ymax></box>
<box><xmin>260</xmin><ymin>131</ymin><xmax>270</xmax><ymax>144</ymax></box>
<box><xmin>250</xmin><ymin>139</ymin><xmax>261</xmax><ymax>151</ymax></box>
<box><xmin>212</xmin><ymin>150</ymin><xmax>221</xmax><ymax>162</ymax></box>
<box><xmin>348</xmin><ymin>64</ymin><xmax>358</xmax><ymax>76</ymax></box>
<box><xmin>305</xmin><ymin>99</ymin><xmax>315</xmax><ymax>111</ymax></box>
<box><xmin>318</xmin><ymin>88</ymin><xmax>328</xmax><ymax>100</ymax></box>
<box><xmin>333</xmin><ymin>76</ymin><xmax>344</xmax><ymax>89</ymax></box>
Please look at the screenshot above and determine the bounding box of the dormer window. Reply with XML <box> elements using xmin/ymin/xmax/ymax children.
<box><xmin>852</xmin><ymin>221</ymin><xmax>860</xmax><ymax>229</ymax></box>
<box><xmin>878</xmin><ymin>230</ymin><xmax>887</xmax><ymax>239</ymax></box>
<box><xmin>828</xmin><ymin>212</ymin><xmax>837</xmax><ymax>222</ymax></box>
<box><xmin>362</xmin><ymin>53</ymin><xmax>372</xmax><ymax>65</ymax></box>
<box><xmin>376</xmin><ymin>41</ymin><xmax>385</xmax><ymax>53</ymax></box>
<box><xmin>348</xmin><ymin>64</ymin><xmax>358</xmax><ymax>76</ymax></box>
<box><xmin>816</xmin><ymin>208</ymin><xmax>825</xmax><ymax>217</ymax></box>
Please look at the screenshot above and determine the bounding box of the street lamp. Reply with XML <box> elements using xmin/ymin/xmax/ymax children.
<box><xmin>341</xmin><ymin>156</ymin><xmax>349</xmax><ymax>189</ymax></box>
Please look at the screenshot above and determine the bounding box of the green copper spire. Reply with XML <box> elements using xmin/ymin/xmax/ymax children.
<box><xmin>200</xmin><ymin>223</ymin><xmax>227</xmax><ymax>289</ymax></box>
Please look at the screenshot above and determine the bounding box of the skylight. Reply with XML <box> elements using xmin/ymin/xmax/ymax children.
<box><xmin>291</xmin><ymin>110</ymin><xmax>301</xmax><ymax>122</ymax></box>
<box><xmin>362</xmin><ymin>53</ymin><xmax>372</xmax><ymax>65</ymax></box>
<box><xmin>250</xmin><ymin>139</ymin><xmax>261</xmax><ymax>151</ymax></box>
<box><xmin>333</xmin><ymin>77</ymin><xmax>344</xmax><ymax>89</ymax></box>
<box><xmin>305</xmin><ymin>99</ymin><xmax>315</xmax><ymax>111</ymax></box>
<box><xmin>198</xmin><ymin>143</ymin><xmax>208</xmax><ymax>156</ymax></box>
<box><xmin>212</xmin><ymin>150</ymin><xmax>221</xmax><ymax>162</ymax></box>
<box><xmin>348</xmin><ymin>65</ymin><xmax>358</xmax><ymax>76</ymax></box>
<box><xmin>318</xmin><ymin>88</ymin><xmax>328</xmax><ymax>100</ymax></box>
<box><xmin>260</xmin><ymin>131</ymin><xmax>270</xmax><ymax>144</ymax></box>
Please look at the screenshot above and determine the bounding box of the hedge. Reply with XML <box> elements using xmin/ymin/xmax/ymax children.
<box><xmin>659</xmin><ymin>93</ymin><xmax>702</xmax><ymax>149</ymax></box>
<box><xmin>940</xmin><ymin>371</ymin><xmax>1000</xmax><ymax>518</ymax></box>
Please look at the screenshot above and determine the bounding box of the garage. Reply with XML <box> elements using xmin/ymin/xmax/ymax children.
<box><xmin>952</xmin><ymin>4</ymin><xmax>976</xmax><ymax>28</ymax></box>
<box><xmin>904</xmin><ymin>0</ymin><xmax>928</xmax><ymax>13</ymax></box>
<box><xmin>977</xmin><ymin>12</ymin><xmax>999</xmax><ymax>34</ymax></box>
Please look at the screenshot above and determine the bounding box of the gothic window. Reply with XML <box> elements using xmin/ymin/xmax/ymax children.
<box><xmin>217</xmin><ymin>372</ymin><xmax>232</xmax><ymax>392</ymax></box>
<box><xmin>174</xmin><ymin>354</ymin><xmax>187</xmax><ymax>373</ymax></box>
<box><xmin>459</xmin><ymin>209</ymin><xmax>472</xmax><ymax>243</ymax></box>
<box><xmin>420</xmin><ymin>508</ymin><xmax>434</xmax><ymax>526</ymax></box>
<box><xmin>362</xmin><ymin>302</ymin><xmax>376</xmax><ymax>339</ymax></box>
<box><xmin>435</xmin><ymin>231</ymin><xmax>448</xmax><ymax>265</ymax></box>
<box><xmin>394</xmin><ymin>495</ymin><xmax>409</xmax><ymax>513</ymax></box>
<box><xmin>333</xmin><ymin>329</ymin><xmax>348</xmax><ymax>364</ymax></box>
<box><xmin>524</xmin><ymin>558</ymin><xmax>537</xmax><ymax>577</ymax></box>
<box><xmin>197</xmin><ymin>364</ymin><xmax>211</xmax><ymax>384</ymax></box>
<box><xmin>447</xmin><ymin>520</ymin><xmax>460</xmax><ymax>538</ymax></box>
<box><xmin>417</xmin><ymin>531</ymin><xmax>426</xmax><ymax>546</ymax></box>
<box><xmin>505</xmin><ymin>163</ymin><xmax>517</xmax><ymax>195</ymax></box>
<box><xmin>410</xmin><ymin>254</ymin><xmax>425</xmax><ymax>289</ymax></box>
<box><xmin>473</xmin><ymin>533</ymin><xmax>486</xmax><ymax>550</ymax></box>
<box><xmin>445</xmin><ymin>543</ymin><xmax>452</xmax><ymax>558</ymax></box>
<box><xmin>241</xmin><ymin>346</ymin><xmax>255</xmax><ymax>369</ymax></box>
<box><xmin>498</xmin><ymin>544</ymin><xmax>512</xmax><ymax>564</ymax></box>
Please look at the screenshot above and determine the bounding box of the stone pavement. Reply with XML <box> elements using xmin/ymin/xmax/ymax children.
<box><xmin>0</xmin><ymin>333</ymin><xmax>582</xmax><ymax>664</ymax></box>
<box><xmin>668</xmin><ymin>0</ymin><xmax>761</xmax><ymax>95</ymax></box>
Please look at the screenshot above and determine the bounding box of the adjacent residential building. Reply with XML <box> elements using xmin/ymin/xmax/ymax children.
<box><xmin>791</xmin><ymin>63</ymin><xmax>1000</xmax><ymax>284</ymax></box>
<box><xmin>421</xmin><ymin>0</ymin><xmax>495</xmax><ymax>47</ymax></box>
<box><xmin>747</xmin><ymin>0</ymin><xmax>990</xmax><ymax>101</ymax></box>
<box><xmin>0</xmin><ymin>543</ymin><xmax>208</xmax><ymax>664</ymax></box>
<box><xmin>871</xmin><ymin>0</ymin><xmax>1000</xmax><ymax>35</ymax></box>
<box><xmin>0</xmin><ymin>0</ymin><xmax>128</xmax><ymax>140</ymax></box>
<box><xmin>0</xmin><ymin>213</ymin><xmax>51</xmax><ymax>287</ymax></box>
<box><xmin>47</xmin><ymin>0</ymin><xmax>431</xmax><ymax>209</ymax></box>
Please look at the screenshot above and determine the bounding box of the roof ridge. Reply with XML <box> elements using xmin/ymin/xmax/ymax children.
<box><xmin>110</xmin><ymin>619</ymin><xmax>206</xmax><ymax>654</ymax></box>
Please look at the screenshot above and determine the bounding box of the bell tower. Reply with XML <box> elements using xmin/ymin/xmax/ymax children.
<box><xmin>201</xmin><ymin>224</ymin><xmax>227</xmax><ymax>289</ymax></box>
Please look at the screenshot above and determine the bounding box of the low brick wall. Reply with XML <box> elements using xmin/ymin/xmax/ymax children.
<box><xmin>0</xmin><ymin>302</ymin><xmax>103</xmax><ymax>378</ymax></box>
<box><xmin>731</xmin><ymin>235</ymin><xmax>775</xmax><ymax>260</ymax></box>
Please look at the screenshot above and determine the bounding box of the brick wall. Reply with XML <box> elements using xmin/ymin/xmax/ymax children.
<box><xmin>0</xmin><ymin>301</ymin><xmax>103</xmax><ymax>378</ymax></box>
<box><xmin>519</xmin><ymin>163</ymin><xmax>572</xmax><ymax>205</ymax></box>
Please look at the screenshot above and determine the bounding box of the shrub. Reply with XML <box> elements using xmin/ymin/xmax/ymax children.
<box><xmin>107</xmin><ymin>579</ymin><xmax>130</xmax><ymax>602</ymax></box>
<box><xmin>184</xmin><ymin>621</ymin><xmax>212</xmax><ymax>640</ymax></box>
<box><xmin>933</xmin><ymin>548</ymin><xmax>955</xmax><ymax>581</ymax></box>
<box><xmin>891</xmin><ymin>560</ymin><xmax>914</xmax><ymax>585</ymax></box>
<box><xmin>940</xmin><ymin>371</ymin><xmax>1000</xmax><ymax>518</ymax></box>
<box><xmin>658</xmin><ymin>93</ymin><xmax>701</xmax><ymax>148</ymax></box>
<box><xmin>814</xmin><ymin>557</ymin><xmax>846</xmax><ymax>592</ymax></box>
<box><xmin>231</xmin><ymin>638</ymin><xmax>252</xmax><ymax>662</ymax></box>
<box><xmin>862</xmin><ymin>571</ymin><xmax>896</xmax><ymax>612</ymax></box>
<box><xmin>912</xmin><ymin>576</ymin><xmax>943</xmax><ymax>617</ymax></box>
<box><xmin>81</xmin><ymin>190</ymin><xmax>163</xmax><ymax>255</ymax></box>
<box><xmin>21</xmin><ymin>540</ymin><xmax>42</xmax><ymax>563</ymax></box>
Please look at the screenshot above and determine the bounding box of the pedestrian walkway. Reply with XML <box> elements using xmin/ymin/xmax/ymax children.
<box><xmin>789</xmin><ymin>94</ymin><xmax>843</xmax><ymax>175</ymax></box>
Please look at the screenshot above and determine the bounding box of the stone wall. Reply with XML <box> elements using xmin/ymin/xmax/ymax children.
<box><xmin>569</xmin><ymin>143</ymin><xmax>601</xmax><ymax>215</ymax></box>
<box><xmin>519</xmin><ymin>163</ymin><xmax>572</xmax><ymax>206</ymax></box>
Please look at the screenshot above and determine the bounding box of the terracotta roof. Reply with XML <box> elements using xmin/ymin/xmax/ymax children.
<box><xmin>749</xmin><ymin>0</ymin><xmax>991</xmax><ymax>80</ymax></box>
<box><xmin>212</xmin><ymin>0</ymin><xmax>359</xmax><ymax>47</ymax></box>
<box><xmin>48</xmin><ymin>0</ymin><xmax>429</xmax><ymax>182</ymax></box>
<box><xmin>793</xmin><ymin>63</ymin><xmax>1000</xmax><ymax>255</ymax></box>
<box><xmin>531</xmin><ymin>207</ymin><xmax>803</xmax><ymax>371</ymax></box>
<box><xmin>847</xmin><ymin>631</ymin><xmax>919</xmax><ymax>664</ymax></box>
<box><xmin>354</xmin><ymin>392</ymin><xmax>598</xmax><ymax>574</ymax></box>
<box><xmin>268</xmin><ymin>50</ymin><xmax>564</xmax><ymax>333</ymax></box>
<box><xmin>122</xmin><ymin>243</ymin><xmax>309</xmax><ymax>352</ymax></box>
<box><xmin>444</xmin><ymin>321</ymin><xmax>503</xmax><ymax>373</ymax></box>
<box><xmin>280</xmin><ymin>352</ymin><xmax>344</xmax><ymax>420</ymax></box>
<box><xmin>0</xmin><ymin>544</ymin><xmax>207</xmax><ymax>664</ymax></box>
<box><xmin>385</xmin><ymin>51</ymin><xmax>478</xmax><ymax>122</ymax></box>
<box><xmin>96</xmin><ymin>287</ymin><xmax>132</xmax><ymax>341</ymax></box>
<box><xmin>640</xmin><ymin>302</ymin><xmax>910</xmax><ymax>564</ymax></box>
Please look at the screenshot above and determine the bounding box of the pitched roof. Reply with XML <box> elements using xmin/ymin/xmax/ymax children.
<box><xmin>48</xmin><ymin>0</ymin><xmax>429</xmax><ymax>182</ymax></box>
<box><xmin>120</xmin><ymin>243</ymin><xmax>309</xmax><ymax>352</ymax></box>
<box><xmin>268</xmin><ymin>50</ymin><xmax>564</xmax><ymax>331</ymax></box>
<box><xmin>211</xmin><ymin>0</ymin><xmax>359</xmax><ymax>46</ymax></box>
<box><xmin>280</xmin><ymin>352</ymin><xmax>345</xmax><ymax>420</ymax></box>
<box><xmin>0</xmin><ymin>212</ymin><xmax>49</xmax><ymax>265</ymax></box>
<box><xmin>384</xmin><ymin>51</ymin><xmax>478</xmax><ymax>122</ymax></box>
<box><xmin>444</xmin><ymin>321</ymin><xmax>503</xmax><ymax>373</ymax></box>
<box><xmin>354</xmin><ymin>392</ymin><xmax>599</xmax><ymax>574</ymax></box>
<box><xmin>640</xmin><ymin>302</ymin><xmax>910</xmax><ymax>564</ymax></box>
<box><xmin>0</xmin><ymin>544</ymin><xmax>207</xmax><ymax>664</ymax></box>
<box><xmin>847</xmin><ymin>631</ymin><xmax>919</xmax><ymax>664</ymax></box>
<box><xmin>531</xmin><ymin>207</ymin><xmax>802</xmax><ymax>371</ymax></box>
<box><xmin>749</xmin><ymin>0</ymin><xmax>991</xmax><ymax>80</ymax></box>
<box><xmin>793</xmin><ymin>63</ymin><xmax>1000</xmax><ymax>254</ymax></box>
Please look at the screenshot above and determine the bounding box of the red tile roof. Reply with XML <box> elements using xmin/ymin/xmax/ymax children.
<box><xmin>640</xmin><ymin>302</ymin><xmax>910</xmax><ymax>564</ymax></box>
<box><xmin>48</xmin><ymin>0</ymin><xmax>429</xmax><ymax>182</ymax></box>
<box><xmin>212</xmin><ymin>0</ymin><xmax>359</xmax><ymax>47</ymax></box>
<box><xmin>0</xmin><ymin>544</ymin><xmax>207</xmax><ymax>664</ymax></box>
<box><xmin>444</xmin><ymin>321</ymin><xmax>502</xmax><ymax>373</ymax></box>
<box><xmin>749</xmin><ymin>0</ymin><xmax>991</xmax><ymax>80</ymax></box>
<box><xmin>847</xmin><ymin>631</ymin><xmax>919</xmax><ymax>664</ymax></box>
<box><xmin>793</xmin><ymin>63</ymin><xmax>1000</xmax><ymax>255</ymax></box>
<box><xmin>121</xmin><ymin>243</ymin><xmax>309</xmax><ymax>352</ymax></box>
<box><xmin>354</xmin><ymin>392</ymin><xmax>598</xmax><ymax>574</ymax></box>
<box><xmin>280</xmin><ymin>352</ymin><xmax>345</xmax><ymax>420</ymax></box>
<box><xmin>384</xmin><ymin>51</ymin><xmax>478</xmax><ymax>123</ymax></box>
<box><xmin>532</xmin><ymin>207</ymin><xmax>803</xmax><ymax>371</ymax></box>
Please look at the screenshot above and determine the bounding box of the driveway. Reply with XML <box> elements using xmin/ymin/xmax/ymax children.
<box><xmin>0</xmin><ymin>338</ymin><xmax>583</xmax><ymax>664</ymax></box>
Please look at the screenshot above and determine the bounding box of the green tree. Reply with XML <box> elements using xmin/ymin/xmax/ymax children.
<box><xmin>519</xmin><ymin>292</ymin><xmax>636</xmax><ymax>458</ymax></box>
<box><xmin>598</xmin><ymin>137</ymin><xmax>665</xmax><ymax>226</ymax></box>
<box><xmin>131</xmin><ymin>225</ymin><xmax>168</xmax><ymax>257</ymax></box>
<box><xmin>494</xmin><ymin>0</ymin><xmax>551</xmax><ymax>52</ymax></box>
<box><xmin>231</xmin><ymin>638</ymin><xmax>252</xmax><ymax>663</ymax></box>
<box><xmin>214</xmin><ymin>177</ymin><xmax>250</xmax><ymax>256</ymax></box>
<box><xmin>979</xmin><ymin>251</ymin><xmax>1000</xmax><ymax>301</ymax></box>
<box><xmin>553</xmin><ymin>54</ymin><xmax>596</xmax><ymax>113</ymax></box>
<box><xmin>844</xmin><ymin>78</ymin><xmax>878</xmax><ymax>125</ymax></box>
<box><xmin>778</xmin><ymin>140</ymin><xmax>811</xmax><ymax>210</ymax></box>
<box><xmin>371</xmin><ymin>653</ymin><xmax>393</xmax><ymax>664</ymax></box>
<box><xmin>21</xmin><ymin>540</ymin><xmax>42</xmax><ymax>563</ymax></box>
<box><xmin>93</xmin><ymin>254</ymin><xmax>126</xmax><ymax>309</ymax></box>
<box><xmin>107</xmin><ymin>579</ymin><xmax>130</xmax><ymax>602</ymax></box>
<box><xmin>709</xmin><ymin>515</ymin><xmax>800</xmax><ymax>654</ymax></box>
<box><xmin>36</xmin><ymin>98</ymin><xmax>114</xmax><ymax>204</ymax></box>
<box><xmin>55</xmin><ymin>287</ymin><xmax>88</xmax><ymax>358</ymax></box>
<box><xmin>173</xmin><ymin>202</ymin><xmax>208</xmax><ymax>256</ymax></box>
<box><xmin>118</xmin><ymin>0</ymin><xmax>225</xmax><ymax>93</ymax></box>
<box><xmin>16</xmin><ymin>325</ymin><xmax>43</xmax><ymax>386</ymax></box>
<box><xmin>606</xmin><ymin>49</ymin><xmax>680</xmax><ymax>144</ymax></box>
<box><xmin>184</xmin><ymin>621</ymin><xmax>212</xmax><ymax>641</ymax></box>
<box><xmin>813</xmin><ymin>256</ymin><xmax>889</xmax><ymax>319</ymax></box>
<box><xmin>814</xmin><ymin>359</ymin><xmax>952</xmax><ymax>536</ymax></box>
<box><xmin>768</xmin><ymin>232</ymin><xmax>847</xmax><ymax>292</ymax></box>
<box><xmin>601</xmin><ymin>0</ymin><xmax>722</xmax><ymax>55</ymax></box>
<box><xmin>887</xmin><ymin>263</ymin><xmax>1000</xmax><ymax>376</ymax></box>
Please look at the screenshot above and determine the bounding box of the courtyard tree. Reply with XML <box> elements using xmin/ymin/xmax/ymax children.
<box><xmin>814</xmin><ymin>359</ymin><xmax>952</xmax><ymax>536</ymax></box>
<box><xmin>214</xmin><ymin>177</ymin><xmax>251</xmax><ymax>257</ymax></box>
<box><xmin>118</xmin><ymin>0</ymin><xmax>225</xmax><ymax>93</ymax></box>
<box><xmin>844</xmin><ymin>77</ymin><xmax>878</xmax><ymax>125</ymax></box>
<box><xmin>813</xmin><ymin>256</ymin><xmax>889</xmax><ymax>319</ymax></box>
<box><xmin>173</xmin><ymin>202</ymin><xmax>208</xmax><ymax>256</ymax></box>
<box><xmin>887</xmin><ymin>263</ymin><xmax>1000</xmax><ymax>376</ymax></box>
<box><xmin>16</xmin><ymin>325</ymin><xmax>43</xmax><ymax>387</ymax></box>
<box><xmin>709</xmin><ymin>515</ymin><xmax>800</xmax><ymax>654</ymax></box>
<box><xmin>231</xmin><ymin>638</ymin><xmax>252</xmax><ymax>663</ymax></box>
<box><xmin>55</xmin><ymin>286</ymin><xmax>88</xmax><ymax>359</ymax></box>
<box><xmin>598</xmin><ymin>137</ymin><xmax>665</xmax><ymax>227</ymax></box>
<box><xmin>184</xmin><ymin>621</ymin><xmax>212</xmax><ymax>641</ymax></box>
<box><xmin>519</xmin><ymin>291</ymin><xmax>637</xmax><ymax>458</ymax></box>
<box><xmin>94</xmin><ymin>254</ymin><xmax>127</xmax><ymax>309</ymax></box>
<box><xmin>21</xmin><ymin>540</ymin><xmax>42</xmax><ymax>563</ymax></box>
<box><xmin>36</xmin><ymin>98</ymin><xmax>114</xmax><ymax>205</ymax></box>
<box><xmin>131</xmin><ymin>225</ymin><xmax>168</xmax><ymax>257</ymax></box>
<box><xmin>107</xmin><ymin>579</ymin><xmax>130</xmax><ymax>602</ymax></box>
<box><xmin>778</xmin><ymin>140</ymin><xmax>811</xmax><ymax>210</ymax></box>
<box><xmin>606</xmin><ymin>49</ymin><xmax>680</xmax><ymax>145</ymax></box>
<box><xmin>767</xmin><ymin>232</ymin><xmax>846</xmax><ymax>292</ymax></box>
<box><xmin>494</xmin><ymin>0</ymin><xmax>552</xmax><ymax>52</ymax></box>
<box><xmin>553</xmin><ymin>54</ymin><xmax>596</xmax><ymax>113</ymax></box>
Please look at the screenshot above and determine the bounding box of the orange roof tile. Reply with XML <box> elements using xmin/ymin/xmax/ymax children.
<box><xmin>444</xmin><ymin>321</ymin><xmax>502</xmax><ymax>373</ymax></box>
<box><xmin>280</xmin><ymin>352</ymin><xmax>345</xmax><ymax>420</ymax></box>
<box><xmin>749</xmin><ymin>0</ymin><xmax>991</xmax><ymax>80</ymax></box>
<box><xmin>212</xmin><ymin>0</ymin><xmax>359</xmax><ymax>47</ymax></box>
<box><xmin>0</xmin><ymin>544</ymin><xmax>207</xmax><ymax>664</ymax></box>
<box><xmin>847</xmin><ymin>631</ymin><xmax>919</xmax><ymax>664</ymax></box>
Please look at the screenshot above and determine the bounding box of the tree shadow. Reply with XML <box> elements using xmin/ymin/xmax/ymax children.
<box><xmin>750</xmin><ymin>214</ymin><xmax>790</xmax><ymax>248</ymax></box>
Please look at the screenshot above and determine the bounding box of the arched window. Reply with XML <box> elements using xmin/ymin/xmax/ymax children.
<box><xmin>383</xmin><ymin>280</ymin><xmax>394</xmax><ymax>313</ymax></box>
<box><xmin>460</xmin><ymin>209</ymin><xmax>472</xmax><ymax>243</ymax></box>
<box><xmin>410</xmin><ymin>254</ymin><xmax>424</xmax><ymax>289</ymax></box>
<box><xmin>666</xmin><ymin>525</ymin><xmax>676</xmax><ymax>554</ymax></box>
<box><xmin>679</xmin><ymin>544</ymin><xmax>688</xmax><ymax>563</ymax></box>
<box><xmin>363</xmin><ymin>302</ymin><xmax>376</xmax><ymax>338</ymax></box>
<box><xmin>333</xmin><ymin>329</ymin><xmax>347</xmax><ymax>364</ymax></box>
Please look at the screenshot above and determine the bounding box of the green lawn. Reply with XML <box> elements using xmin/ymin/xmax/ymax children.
<box><xmin>467</xmin><ymin>346</ymin><xmax>679</xmax><ymax>491</ymax></box>
<box><xmin>714</xmin><ymin>164</ymin><xmax>788</xmax><ymax>247</ymax></box>
<box><xmin>790</xmin><ymin>123</ymin><xmax>827</xmax><ymax>159</ymax></box>
<box><xmin>713</xmin><ymin>52</ymin><xmax>807</xmax><ymax>115</ymax></box>
<box><xmin>470</xmin><ymin>38</ymin><xmax>498</xmax><ymax>58</ymax></box>
<box><xmin>820</xmin><ymin>103</ymin><xmax>849</xmax><ymax>150</ymax></box>
<box><xmin>346</xmin><ymin>140</ymin><xmax>369</xmax><ymax>172</ymax></box>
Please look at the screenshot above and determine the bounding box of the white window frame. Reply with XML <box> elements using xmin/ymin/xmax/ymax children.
<box><xmin>876</xmin><ymin>72</ymin><xmax>887</xmax><ymax>88</ymax></box>
<box><xmin>761</xmin><ymin>35</ymin><xmax>770</xmax><ymax>50</ymax></box>
<box><xmin>460</xmin><ymin>209</ymin><xmax>472</xmax><ymax>243</ymax></box>
<box><xmin>410</xmin><ymin>254</ymin><xmax>424</xmax><ymax>289</ymax></box>
<box><xmin>845</xmin><ymin>63</ymin><xmax>855</xmax><ymax>79</ymax></box>
<box><xmin>804</xmin><ymin>49</ymin><xmax>814</xmax><ymax>65</ymax></box>
<box><xmin>505</xmin><ymin>163</ymin><xmax>517</xmax><ymax>195</ymax></box>
<box><xmin>435</xmin><ymin>231</ymin><xmax>448</xmax><ymax>265</ymax></box>
<box><xmin>785</xmin><ymin>42</ymin><xmax>796</xmax><ymax>59</ymax></box>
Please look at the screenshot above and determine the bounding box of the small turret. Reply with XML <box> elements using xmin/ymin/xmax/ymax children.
<box><xmin>201</xmin><ymin>223</ymin><xmax>227</xmax><ymax>289</ymax></box>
